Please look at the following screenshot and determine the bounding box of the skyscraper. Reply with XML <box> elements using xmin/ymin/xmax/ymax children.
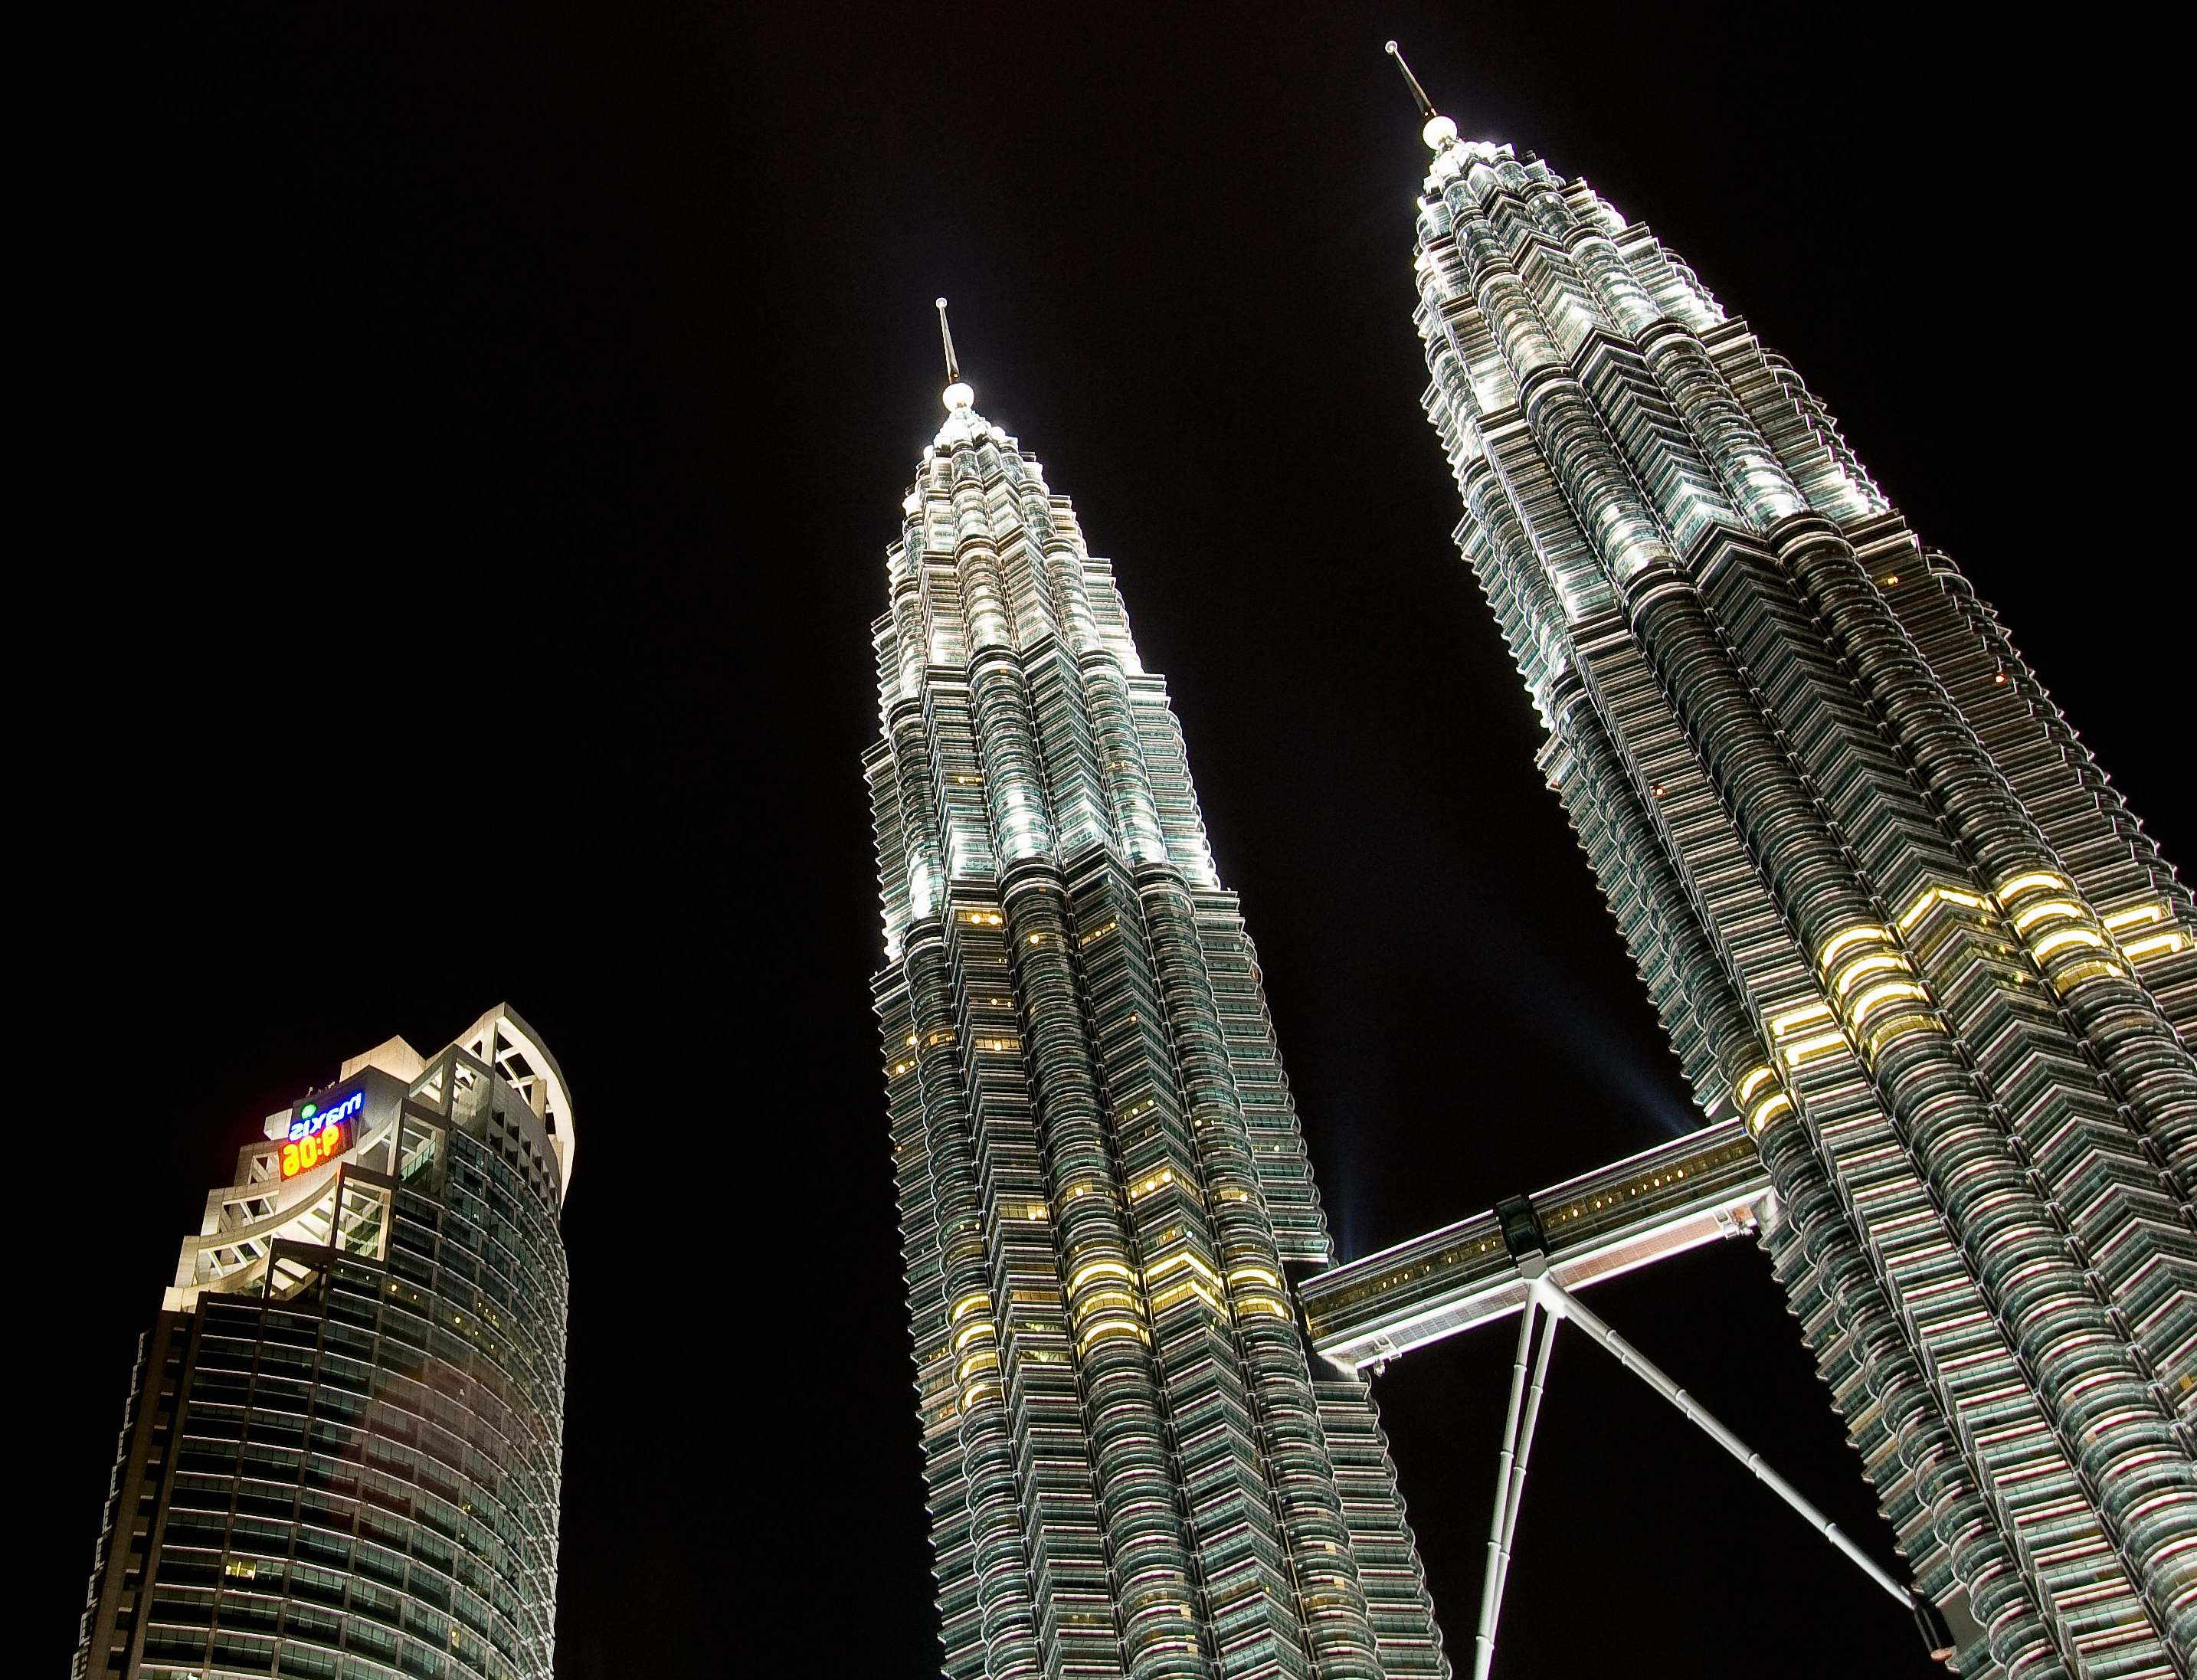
<box><xmin>868</xmin><ymin>306</ymin><xmax>1448</xmax><ymax>1679</ymax></box>
<box><xmin>75</xmin><ymin>1006</ymin><xmax>575</xmax><ymax>1680</ymax></box>
<box><xmin>1389</xmin><ymin>48</ymin><xmax>2195</xmax><ymax>1678</ymax></box>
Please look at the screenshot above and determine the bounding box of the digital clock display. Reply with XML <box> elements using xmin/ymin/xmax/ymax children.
<box><xmin>281</xmin><ymin>1089</ymin><xmax>363</xmax><ymax>1179</ymax></box>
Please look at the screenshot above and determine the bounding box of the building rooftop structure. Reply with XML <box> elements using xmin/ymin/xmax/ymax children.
<box><xmin>75</xmin><ymin>1006</ymin><xmax>575</xmax><ymax>1680</ymax></box>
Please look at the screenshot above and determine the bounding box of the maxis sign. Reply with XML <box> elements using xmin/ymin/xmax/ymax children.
<box><xmin>282</xmin><ymin>1089</ymin><xmax>364</xmax><ymax>1179</ymax></box>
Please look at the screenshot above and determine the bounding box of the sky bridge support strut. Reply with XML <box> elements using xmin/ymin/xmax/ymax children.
<box><xmin>1466</xmin><ymin>1265</ymin><xmax>1921</xmax><ymax>1677</ymax></box>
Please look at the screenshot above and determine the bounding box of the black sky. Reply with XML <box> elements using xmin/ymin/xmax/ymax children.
<box><xmin>47</xmin><ymin>5</ymin><xmax>2187</xmax><ymax>1675</ymax></box>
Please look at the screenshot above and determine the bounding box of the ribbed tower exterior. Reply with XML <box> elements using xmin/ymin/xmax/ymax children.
<box><xmin>868</xmin><ymin>360</ymin><xmax>1448</xmax><ymax>1679</ymax></box>
<box><xmin>1399</xmin><ymin>95</ymin><xmax>2195</xmax><ymax>1678</ymax></box>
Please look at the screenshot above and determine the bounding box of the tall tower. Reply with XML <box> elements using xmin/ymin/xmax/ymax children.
<box><xmin>1389</xmin><ymin>48</ymin><xmax>2195</xmax><ymax>1680</ymax></box>
<box><xmin>75</xmin><ymin>1006</ymin><xmax>574</xmax><ymax>1680</ymax></box>
<box><xmin>868</xmin><ymin>305</ymin><xmax>1448</xmax><ymax>1679</ymax></box>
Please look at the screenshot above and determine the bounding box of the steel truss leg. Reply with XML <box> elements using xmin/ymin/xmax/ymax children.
<box><xmin>1494</xmin><ymin>1299</ymin><xmax>1557</xmax><ymax>1619</ymax></box>
<box><xmin>1533</xmin><ymin>1274</ymin><xmax>1914</xmax><ymax>1612</ymax></box>
<box><xmin>1468</xmin><ymin>1272</ymin><xmax>1920</xmax><ymax>1676</ymax></box>
<box><xmin>1472</xmin><ymin>1297</ymin><xmax>1557</xmax><ymax>1680</ymax></box>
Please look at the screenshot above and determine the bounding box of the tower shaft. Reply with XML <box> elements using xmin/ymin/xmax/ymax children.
<box><xmin>872</xmin><ymin>386</ymin><xmax>1447</xmax><ymax>1678</ymax></box>
<box><xmin>1406</xmin><ymin>126</ymin><xmax>2195</xmax><ymax>1678</ymax></box>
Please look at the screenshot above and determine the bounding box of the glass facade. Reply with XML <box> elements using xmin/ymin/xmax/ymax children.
<box><xmin>869</xmin><ymin>376</ymin><xmax>1449</xmax><ymax>1678</ymax></box>
<box><xmin>75</xmin><ymin>1007</ymin><xmax>573</xmax><ymax>1680</ymax></box>
<box><xmin>1400</xmin><ymin>100</ymin><xmax>2195</xmax><ymax>1679</ymax></box>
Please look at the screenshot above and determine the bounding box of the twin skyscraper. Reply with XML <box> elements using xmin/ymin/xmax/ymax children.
<box><xmin>868</xmin><ymin>49</ymin><xmax>2194</xmax><ymax>1680</ymax></box>
<box><xmin>77</xmin><ymin>47</ymin><xmax>2193</xmax><ymax>1680</ymax></box>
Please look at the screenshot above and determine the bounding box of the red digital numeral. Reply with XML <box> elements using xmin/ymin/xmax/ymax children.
<box><xmin>280</xmin><ymin>1122</ymin><xmax>345</xmax><ymax>1179</ymax></box>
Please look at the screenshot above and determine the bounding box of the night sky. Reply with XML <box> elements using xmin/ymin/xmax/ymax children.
<box><xmin>50</xmin><ymin>6</ymin><xmax>2187</xmax><ymax>1675</ymax></box>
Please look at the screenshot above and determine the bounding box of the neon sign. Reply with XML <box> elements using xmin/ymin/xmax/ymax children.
<box><xmin>281</xmin><ymin>1089</ymin><xmax>362</xmax><ymax>1179</ymax></box>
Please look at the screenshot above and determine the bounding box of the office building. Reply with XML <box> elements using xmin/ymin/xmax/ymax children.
<box><xmin>74</xmin><ymin>1006</ymin><xmax>574</xmax><ymax>1680</ymax></box>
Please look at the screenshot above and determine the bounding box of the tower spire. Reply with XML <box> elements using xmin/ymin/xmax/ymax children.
<box><xmin>935</xmin><ymin>296</ymin><xmax>961</xmax><ymax>383</ymax></box>
<box><xmin>1385</xmin><ymin>41</ymin><xmax>1460</xmax><ymax>151</ymax></box>
<box><xmin>935</xmin><ymin>296</ymin><xmax>974</xmax><ymax>412</ymax></box>
<box><xmin>1383</xmin><ymin>40</ymin><xmax>1436</xmax><ymax>118</ymax></box>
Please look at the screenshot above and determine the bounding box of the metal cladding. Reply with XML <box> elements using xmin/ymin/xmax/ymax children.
<box><xmin>869</xmin><ymin>386</ymin><xmax>1448</xmax><ymax>1677</ymax></box>
<box><xmin>1404</xmin><ymin>119</ymin><xmax>2196</xmax><ymax>1678</ymax></box>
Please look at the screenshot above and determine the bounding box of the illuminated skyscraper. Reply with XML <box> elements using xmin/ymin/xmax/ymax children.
<box><xmin>75</xmin><ymin>1007</ymin><xmax>574</xmax><ymax>1680</ymax></box>
<box><xmin>868</xmin><ymin>304</ymin><xmax>1448</xmax><ymax>1678</ymax></box>
<box><xmin>1390</xmin><ymin>48</ymin><xmax>2195</xmax><ymax>1678</ymax></box>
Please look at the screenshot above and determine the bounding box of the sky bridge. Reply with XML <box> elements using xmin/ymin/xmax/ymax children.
<box><xmin>1297</xmin><ymin>1114</ymin><xmax>1962</xmax><ymax>1674</ymax></box>
<box><xmin>1299</xmin><ymin>1119</ymin><xmax>1773</xmax><ymax>1375</ymax></box>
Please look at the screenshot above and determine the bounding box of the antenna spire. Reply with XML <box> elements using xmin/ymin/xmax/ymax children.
<box><xmin>935</xmin><ymin>297</ymin><xmax>961</xmax><ymax>383</ymax></box>
<box><xmin>1384</xmin><ymin>41</ymin><xmax>1436</xmax><ymax>119</ymax></box>
<box><xmin>935</xmin><ymin>297</ymin><xmax>975</xmax><ymax>413</ymax></box>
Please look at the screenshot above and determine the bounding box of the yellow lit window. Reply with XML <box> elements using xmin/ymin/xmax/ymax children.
<box><xmin>1863</xmin><ymin>1014</ymin><xmax>1936</xmax><ymax>1057</ymax></box>
<box><xmin>1149</xmin><ymin>1277</ymin><xmax>1223</xmax><ymax>1316</ymax></box>
<box><xmin>1768</xmin><ymin>1001</ymin><xmax>1833</xmax><ymax>1040</ymax></box>
<box><xmin>2010</xmin><ymin>899</ymin><xmax>2084</xmax><ymax>935</ymax></box>
<box><xmin>2123</xmin><ymin>930</ymin><xmax>2189</xmax><ymax>962</ymax></box>
<box><xmin>1745</xmin><ymin>1092</ymin><xmax>1793</xmax><ymax>1136</ymax></box>
<box><xmin>1996</xmin><ymin>870</ymin><xmax>2070</xmax><ymax>905</ymax></box>
<box><xmin>1816</xmin><ymin>925</ymin><xmax>1891</xmax><ymax>972</ymax></box>
<box><xmin>2049</xmin><ymin>958</ymin><xmax>2125</xmax><ymax>992</ymax></box>
<box><xmin>1075</xmin><ymin>1318</ymin><xmax>1148</xmax><ymax>1354</ymax></box>
<box><xmin>1831</xmin><ymin>951</ymin><xmax>1910</xmax><ymax>998</ymax></box>
<box><xmin>1067</xmin><ymin>1259</ymin><xmax>1134</xmax><ymax>1293</ymax></box>
<box><xmin>1845</xmin><ymin>979</ymin><xmax>1928</xmax><ymax>1027</ymax></box>
<box><xmin>1780</xmin><ymin>1030</ymin><xmax>1846</xmax><ymax>1068</ymax></box>
<box><xmin>2031</xmin><ymin>925</ymin><xmax>2109</xmax><ymax>961</ymax></box>
<box><xmin>2102</xmin><ymin>903</ymin><xmax>2167</xmax><ymax>932</ymax></box>
<box><xmin>1894</xmin><ymin>883</ymin><xmax>1987</xmax><ymax>932</ymax></box>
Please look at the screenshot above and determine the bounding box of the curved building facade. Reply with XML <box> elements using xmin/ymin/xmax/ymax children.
<box><xmin>74</xmin><ymin>1006</ymin><xmax>574</xmax><ymax>1680</ymax></box>
<box><xmin>868</xmin><ymin>336</ymin><xmax>1449</xmax><ymax>1678</ymax></box>
<box><xmin>1394</xmin><ymin>69</ymin><xmax>2194</xmax><ymax>1680</ymax></box>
